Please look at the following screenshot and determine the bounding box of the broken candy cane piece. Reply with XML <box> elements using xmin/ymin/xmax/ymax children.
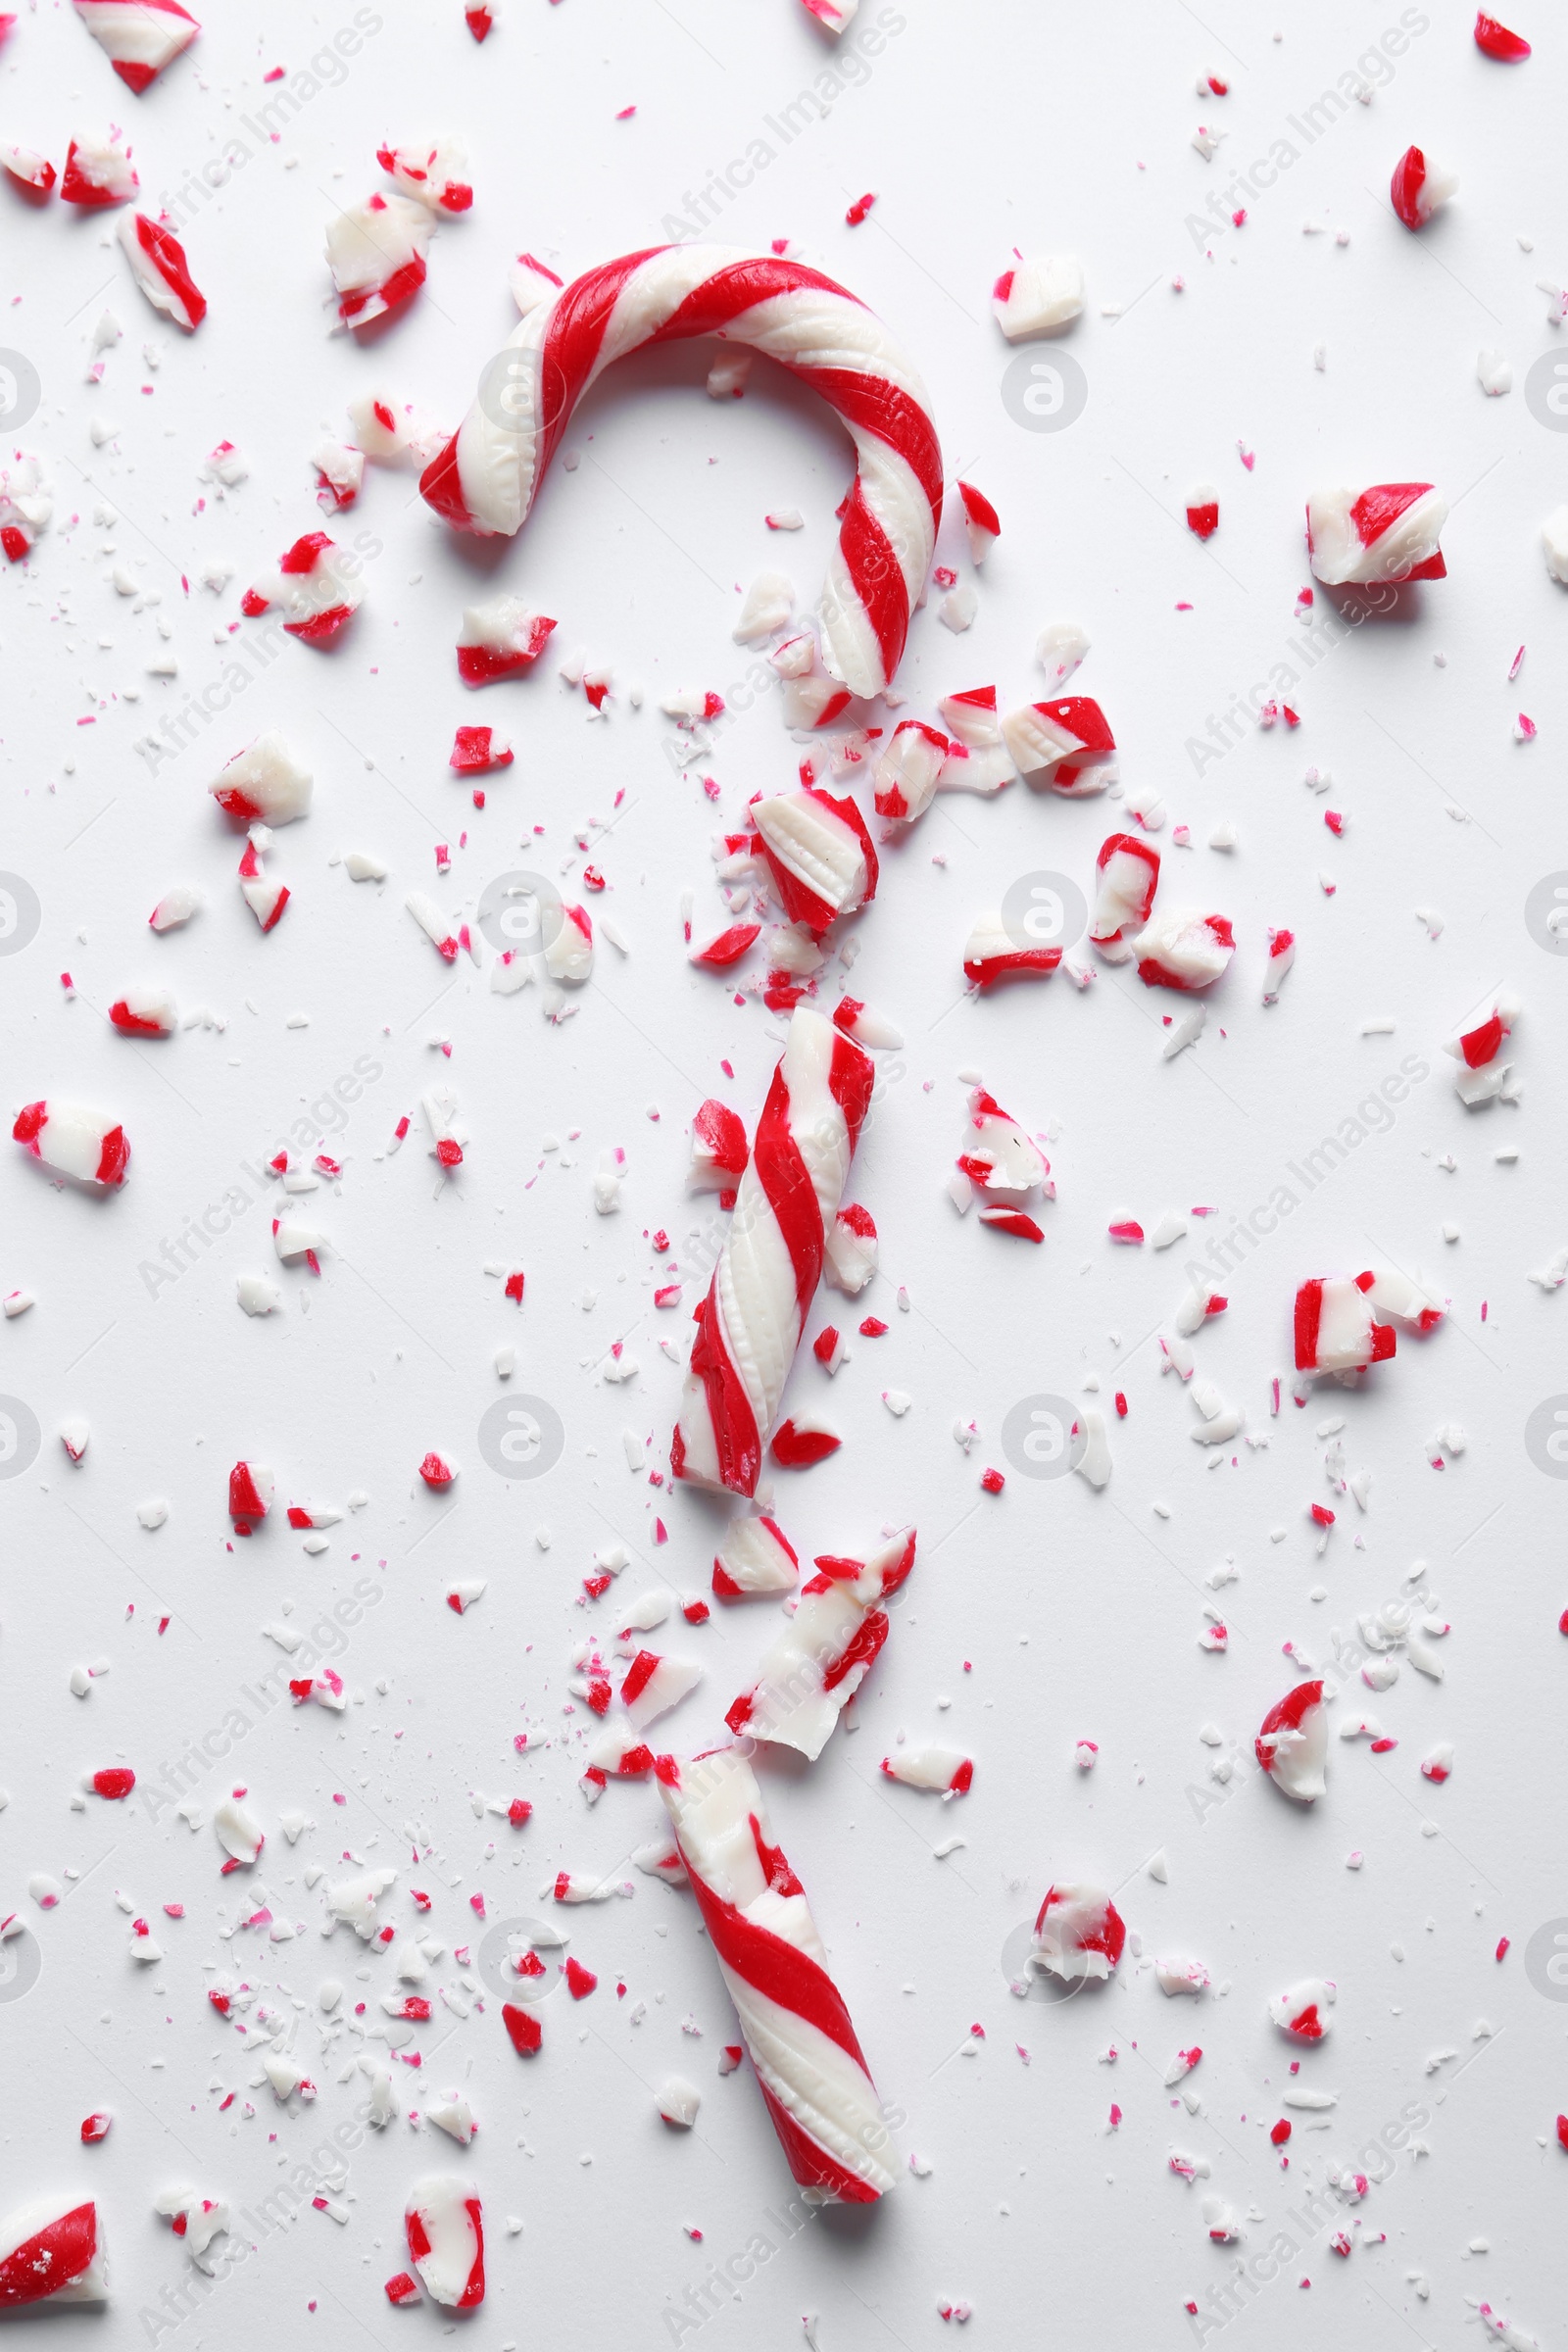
<box><xmin>214</xmin><ymin>1790</ymin><xmax>264</xmax><ymax>1864</ymax></box>
<box><xmin>1444</xmin><ymin>989</ymin><xmax>1518</xmax><ymax>1073</ymax></box>
<box><xmin>823</xmin><ymin>1202</ymin><xmax>877</xmax><ymax>1294</ymax></box>
<box><xmin>227</xmin><ymin>1461</ymin><xmax>273</xmax><ymax>1522</ymax></box>
<box><xmin>60</xmin><ymin>135</ymin><xmax>137</xmax><ymax>207</ymax></box>
<box><xmin>0</xmin><ymin>453</ymin><xmax>50</xmax><ymax>560</ymax></box>
<box><xmin>73</xmin><ymin>0</ymin><xmax>198</xmax><ymax>92</ymax></box>
<box><xmin>733</xmin><ymin>570</ymin><xmax>794</xmax><ymax>644</ymax></box>
<box><xmin>154</xmin><ymin>2187</ymin><xmax>228</xmax><ymax>2270</ymax></box>
<box><xmin>832</xmin><ymin>996</ymin><xmax>902</xmax><ymax>1049</ymax></box>
<box><xmin>991</xmin><ymin>254</ymin><xmax>1084</xmax><ymax>339</ymax></box>
<box><xmin>620</xmin><ymin>1650</ymin><xmax>704</xmax><ymax>1732</ymax></box>
<box><xmin>961</xmin><ymin>912</ymin><xmax>1062</xmax><ymax>991</ymax></box>
<box><xmin>752</xmin><ymin>786</ymin><xmax>878</xmax><ymax>935</ymax></box>
<box><xmin>1306</xmin><ymin>482</ymin><xmax>1447</xmax><ymax>586</ymax></box>
<box><xmin>1268</xmin><ymin>1977</ymin><xmax>1336</xmax><ymax>2040</ymax></box>
<box><xmin>657</xmin><ymin>1743</ymin><xmax>897</xmax><ymax>2201</ymax></box>
<box><xmin>108</xmin><ymin>987</ymin><xmax>176</xmax><ymax>1037</ymax></box>
<box><xmin>501</xmin><ymin>2002</ymin><xmax>542</xmax><ymax>2056</ymax></box>
<box><xmin>0</xmin><ymin>2199</ymin><xmax>107</xmax><ymax>2308</ymax></box>
<box><xmin>657</xmin><ymin>2077</ymin><xmax>702</xmax><ymax>2128</ymax></box>
<box><xmin>312</xmin><ymin>439</ymin><xmax>363</xmax><ymax>511</ymax></box>
<box><xmin>117</xmin><ymin>211</ymin><xmax>204</xmax><ymax>329</ymax></box>
<box><xmin>1131</xmin><ymin>908</ymin><xmax>1235</xmax><ymax>992</ymax></box>
<box><xmin>872</xmin><ymin>719</ymin><xmax>949</xmax><ymax>822</ymax></box>
<box><xmin>407</xmin><ymin>893</ymin><xmax>460</xmax><ymax>962</ymax></box>
<box><xmin>1421</xmin><ymin>1741</ymin><xmax>1454</xmax><ymax>1783</ymax></box>
<box><xmin>405</xmin><ymin>2178</ymin><xmax>483</xmax><ymax>2310</ymax></box>
<box><xmin>956</xmin><ymin>1087</ymin><xmax>1048</xmax><ymax>1203</ymax></box>
<box><xmin>326</xmin><ymin>192</ymin><xmax>430</xmax><ymax>327</ymax></box>
<box><xmin>457</xmin><ymin>595</ymin><xmax>556</xmax><ymax>685</ymax></box>
<box><xmin>1185</xmin><ymin>484</ymin><xmax>1219</xmax><ymax>540</ymax></box>
<box><xmin>85</xmin><ymin>1768</ymin><xmax>134</xmax><ymax>1798</ymax></box>
<box><xmin>418</xmin><ymin>1451</ymin><xmax>458</xmax><ymax>1488</ymax></box>
<box><xmin>149</xmin><ymin>884</ymin><xmax>201</xmax><ymax>931</ymax></box>
<box><xmin>327</xmin><ymin>1867</ymin><xmax>397</xmax><ymax>1936</ymax></box>
<box><xmin>938</xmin><ymin>687</ymin><xmax>1014</xmax><ymax>795</ymax></box>
<box><xmin>347</xmin><ymin>392</ymin><xmax>444</xmax><ymax>467</ymax></box>
<box><xmin>1263</xmin><ymin>925</ymin><xmax>1295</xmax><ymax>1003</ymax></box>
<box><xmin>725</xmin><ymin>1529</ymin><xmax>915</xmax><ymax>1757</ymax></box>
<box><xmin>422</xmin><ymin>1089</ymin><xmax>466</xmax><ymax>1168</ymax></box>
<box><xmin>712</xmin><ymin>1514</ymin><xmax>799</xmax><ymax>1599</ymax></box>
<box><xmin>1474</xmin><ymin>12</ymin><xmax>1531</xmax><ymax>58</ymax></box>
<box><xmin>79</xmin><ymin>2113</ymin><xmax>111</xmax><ymax>2142</ymax></box>
<box><xmin>376</xmin><ymin>136</ymin><xmax>471</xmax><ymax>213</ymax></box>
<box><xmin>12</xmin><ymin>1100</ymin><xmax>129</xmax><ymax>1189</ymax></box>
<box><xmin>1255</xmin><ymin>1680</ymin><xmax>1328</xmax><ymax>1803</ymax></box>
<box><xmin>956</xmin><ymin>479</ymin><xmax>1000</xmax><ymax>565</ymax></box>
<box><xmin>770</xmin><ymin>1414</ymin><xmax>841</xmax><ymax>1468</ymax></box>
<box><xmin>799</xmin><ymin>0</ymin><xmax>859</xmax><ymax>31</ymax></box>
<box><xmin>1032</xmin><ymin>1885</ymin><xmax>1126</xmax><ymax>1983</ymax></box>
<box><xmin>689</xmin><ymin>1098</ymin><xmax>748</xmax><ymax>1189</ymax></box>
<box><xmin>1294</xmin><ymin>1277</ymin><xmax>1396</xmax><ymax>1373</ymax></box>
<box><xmin>0</xmin><ymin>145</ymin><xmax>56</xmax><ymax>195</ymax></box>
<box><xmin>545</xmin><ymin>903</ymin><xmax>593</xmax><ymax>985</ymax></box>
<box><xmin>691</xmin><ymin>922</ymin><xmax>761</xmax><ymax>970</ymax></box>
<box><xmin>880</xmin><ymin>1745</ymin><xmax>972</xmax><ymax>1795</ymax></box>
<box><xmin>1154</xmin><ymin>1956</ymin><xmax>1210</xmax><ymax>1995</ymax></box>
<box><xmin>421</xmin><ymin>242</ymin><xmax>944</xmax><ymax>701</ymax></box>
<box><xmin>209</xmin><ymin>733</ymin><xmax>312</xmax><ymax>824</ymax></box>
<box><xmin>449</xmin><ymin>725</ymin><xmax>513</xmax><ymax>773</ymax></box>
<box><xmin>1090</xmin><ymin>834</ymin><xmax>1159</xmax><ymax>960</ymax></box>
<box><xmin>238</xmin><ymin>842</ymin><xmax>288</xmax><ymax>933</ymax></box>
<box><xmin>1390</xmin><ymin>145</ymin><xmax>1457</xmax><ymax>230</ymax></box>
<box><xmin>672</xmin><ymin>1007</ymin><xmax>873</xmax><ymax>1496</ymax></box>
<box><xmin>1359</xmin><ymin>1265</ymin><xmax>1446</xmax><ymax>1333</ymax></box>
<box><xmin>1001</xmin><ymin>697</ymin><xmax>1117</xmax><ymax>795</ymax></box>
<box><xmin>242</xmin><ymin>533</ymin><xmax>361</xmax><ymax>645</ymax></box>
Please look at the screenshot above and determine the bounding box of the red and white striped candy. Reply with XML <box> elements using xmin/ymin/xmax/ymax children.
<box><xmin>725</xmin><ymin>1529</ymin><xmax>915</xmax><ymax>1757</ymax></box>
<box><xmin>656</xmin><ymin>1745</ymin><xmax>897</xmax><ymax>2202</ymax></box>
<box><xmin>238</xmin><ymin>841</ymin><xmax>288</xmax><ymax>933</ymax></box>
<box><xmin>1360</xmin><ymin>1264</ymin><xmax>1446</xmax><ymax>1333</ymax></box>
<box><xmin>1002</xmin><ymin>696</ymin><xmax>1117</xmax><ymax>795</ymax></box>
<box><xmin>1390</xmin><ymin>145</ymin><xmax>1457</xmax><ymax>229</ymax></box>
<box><xmin>0</xmin><ymin>2199</ymin><xmax>107</xmax><ymax>2308</ymax></box>
<box><xmin>209</xmin><ymin>733</ymin><xmax>312</xmax><ymax>824</ymax></box>
<box><xmin>13</xmin><ymin>1100</ymin><xmax>129</xmax><ymax>1188</ymax></box>
<box><xmin>1255</xmin><ymin>1680</ymin><xmax>1328</xmax><ymax>1803</ymax></box>
<box><xmin>712</xmin><ymin>1513</ymin><xmax>799</xmax><ymax>1599</ymax></box>
<box><xmin>326</xmin><ymin>193</ymin><xmax>431</xmax><ymax>328</ymax></box>
<box><xmin>376</xmin><ymin>136</ymin><xmax>471</xmax><ymax>214</ymax></box>
<box><xmin>671</xmin><ymin>1007</ymin><xmax>874</xmax><ymax>1496</ymax></box>
<box><xmin>1268</xmin><ymin>1976</ymin><xmax>1335</xmax><ymax>2040</ymax></box>
<box><xmin>799</xmin><ymin>0</ymin><xmax>858</xmax><ymax>31</ymax></box>
<box><xmin>74</xmin><ymin>0</ymin><xmax>197</xmax><ymax>92</ymax></box>
<box><xmin>1032</xmin><ymin>1885</ymin><xmax>1125</xmax><ymax>1982</ymax></box>
<box><xmin>1306</xmin><ymin>483</ymin><xmax>1447</xmax><ymax>585</ymax></box>
<box><xmin>311</xmin><ymin>439</ymin><xmax>363</xmax><ymax>512</ymax></box>
<box><xmin>242</xmin><ymin>533</ymin><xmax>361</xmax><ymax>645</ymax></box>
<box><xmin>1090</xmin><ymin>834</ymin><xmax>1159</xmax><ymax>960</ymax></box>
<box><xmin>961</xmin><ymin>912</ymin><xmax>1061</xmax><ymax>992</ymax></box>
<box><xmin>937</xmin><ymin>687</ymin><xmax>1014</xmax><ymax>795</ymax></box>
<box><xmin>118</xmin><ymin>211</ymin><xmax>204</xmax><ymax>329</ymax></box>
<box><xmin>457</xmin><ymin>595</ymin><xmax>556</xmax><ymax>685</ymax></box>
<box><xmin>1185</xmin><ymin>484</ymin><xmax>1219</xmax><ymax>540</ymax></box>
<box><xmin>405</xmin><ymin>2178</ymin><xmax>483</xmax><ymax>2310</ymax></box>
<box><xmin>992</xmin><ymin>254</ymin><xmax>1084</xmax><ymax>340</ymax></box>
<box><xmin>956</xmin><ymin>478</ymin><xmax>1000</xmax><ymax>565</ymax></box>
<box><xmin>228</xmin><ymin>1461</ymin><xmax>273</xmax><ymax>1521</ymax></box>
<box><xmin>620</xmin><ymin>1649</ymin><xmax>704</xmax><ymax>1732</ymax></box>
<box><xmin>109</xmin><ymin>986</ymin><xmax>175</xmax><ymax>1036</ymax></box>
<box><xmin>1131</xmin><ymin>906</ymin><xmax>1235</xmax><ymax>992</ymax></box>
<box><xmin>1263</xmin><ymin>925</ymin><xmax>1295</xmax><ymax>1004</ymax></box>
<box><xmin>149</xmin><ymin>884</ymin><xmax>200</xmax><ymax>931</ymax></box>
<box><xmin>1294</xmin><ymin>1276</ymin><xmax>1396</xmax><ymax>1374</ymax></box>
<box><xmin>546</xmin><ymin>903</ymin><xmax>593</xmax><ymax>986</ymax></box>
<box><xmin>420</xmin><ymin>245</ymin><xmax>942</xmax><ymax>700</ymax></box>
<box><xmin>689</xmin><ymin>1098</ymin><xmax>748</xmax><ymax>1191</ymax></box>
<box><xmin>348</xmin><ymin>392</ymin><xmax>443</xmax><ymax>468</ymax></box>
<box><xmin>880</xmin><ymin>1743</ymin><xmax>972</xmax><ymax>1795</ymax></box>
<box><xmin>956</xmin><ymin>1087</ymin><xmax>1046</xmax><ymax>1202</ymax></box>
<box><xmin>449</xmin><ymin>725</ymin><xmax>512</xmax><ymax>774</ymax></box>
<box><xmin>751</xmin><ymin>786</ymin><xmax>878</xmax><ymax>935</ymax></box>
<box><xmin>1</xmin><ymin>144</ymin><xmax>56</xmax><ymax>194</ymax></box>
<box><xmin>871</xmin><ymin>718</ymin><xmax>948</xmax><ymax>822</ymax></box>
<box><xmin>823</xmin><ymin>1201</ymin><xmax>877</xmax><ymax>1293</ymax></box>
<box><xmin>60</xmin><ymin>135</ymin><xmax>137</xmax><ymax>207</ymax></box>
<box><xmin>1445</xmin><ymin>989</ymin><xmax>1518</xmax><ymax>1101</ymax></box>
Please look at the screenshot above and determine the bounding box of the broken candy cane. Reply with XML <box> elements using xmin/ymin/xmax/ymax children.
<box><xmin>751</xmin><ymin>785</ymin><xmax>878</xmax><ymax>935</ymax></box>
<box><xmin>962</xmin><ymin>913</ymin><xmax>1060</xmax><ymax>991</ymax></box>
<box><xmin>0</xmin><ymin>2199</ymin><xmax>107</xmax><ymax>2308</ymax></box>
<box><xmin>1186</xmin><ymin>484</ymin><xmax>1219</xmax><ymax>540</ymax></box>
<box><xmin>799</xmin><ymin>0</ymin><xmax>859</xmax><ymax>32</ymax></box>
<box><xmin>937</xmin><ymin>687</ymin><xmax>1014</xmax><ymax>794</ymax></box>
<box><xmin>117</xmin><ymin>211</ymin><xmax>205</xmax><ymax>329</ymax></box>
<box><xmin>73</xmin><ymin>0</ymin><xmax>198</xmax><ymax>92</ymax></box>
<box><xmin>1360</xmin><ymin>1265</ymin><xmax>1445</xmax><ymax>1333</ymax></box>
<box><xmin>725</xmin><ymin>1529</ymin><xmax>915</xmax><ymax>1756</ymax></box>
<box><xmin>108</xmin><ymin>987</ymin><xmax>176</xmax><ymax>1036</ymax></box>
<box><xmin>1131</xmin><ymin>907</ymin><xmax>1235</xmax><ymax>992</ymax></box>
<box><xmin>227</xmin><ymin>1461</ymin><xmax>273</xmax><ymax>1522</ymax></box>
<box><xmin>1390</xmin><ymin>145</ymin><xmax>1457</xmax><ymax>230</ymax></box>
<box><xmin>60</xmin><ymin>135</ymin><xmax>137</xmax><ymax>207</ymax></box>
<box><xmin>1255</xmin><ymin>1680</ymin><xmax>1328</xmax><ymax>1803</ymax></box>
<box><xmin>991</xmin><ymin>254</ymin><xmax>1084</xmax><ymax>339</ymax></box>
<box><xmin>1268</xmin><ymin>1976</ymin><xmax>1335</xmax><ymax>2040</ymax></box>
<box><xmin>1090</xmin><ymin>834</ymin><xmax>1159</xmax><ymax>961</ymax></box>
<box><xmin>823</xmin><ymin>1202</ymin><xmax>876</xmax><ymax>1293</ymax></box>
<box><xmin>871</xmin><ymin>719</ymin><xmax>948</xmax><ymax>822</ymax></box>
<box><xmin>404</xmin><ymin>2178</ymin><xmax>483</xmax><ymax>2309</ymax></box>
<box><xmin>242</xmin><ymin>533</ymin><xmax>361</xmax><ymax>645</ymax></box>
<box><xmin>238</xmin><ymin>840</ymin><xmax>288</xmax><ymax>933</ymax></box>
<box><xmin>1032</xmin><ymin>1885</ymin><xmax>1126</xmax><ymax>1982</ymax></box>
<box><xmin>1444</xmin><ymin>989</ymin><xmax>1518</xmax><ymax>1102</ymax></box>
<box><xmin>456</xmin><ymin>596</ymin><xmax>556</xmax><ymax>684</ymax></box>
<box><xmin>671</xmin><ymin>1006</ymin><xmax>874</xmax><ymax>1497</ymax></box>
<box><xmin>13</xmin><ymin>1100</ymin><xmax>129</xmax><ymax>1188</ymax></box>
<box><xmin>1294</xmin><ymin>1276</ymin><xmax>1396</xmax><ymax>1374</ymax></box>
<box><xmin>420</xmin><ymin>244</ymin><xmax>942</xmax><ymax>699</ymax></box>
<box><xmin>326</xmin><ymin>192</ymin><xmax>431</xmax><ymax>327</ymax></box>
<box><xmin>656</xmin><ymin>1744</ymin><xmax>897</xmax><ymax>2202</ymax></box>
<box><xmin>1001</xmin><ymin>697</ymin><xmax>1117</xmax><ymax>795</ymax></box>
<box><xmin>1473</xmin><ymin>12</ymin><xmax>1531</xmax><ymax>59</ymax></box>
<box><xmin>1306</xmin><ymin>482</ymin><xmax>1447</xmax><ymax>585</ymax></box>
<box><xmin>209</xmin><ymin>732</ymin><xmax>312</xmax><ymax>824</ymax></box>
<box><xmin>956</xmin><ymin>1087</ymin><xmax>1048</xmax><ymax>1203</ymax></box>
<box><xmin>689</xmin><ymin>1098</ymin><xmax>748</xmax><ymax>1190</ymax></box>
<box><xmin>712</xmin><ymin>1513</ymin><xmax>799</xmax><ymax>1598</ymax></box>
<box><xmin>1263</xmin><ymin>926</ymin><xmax>1295</xmax><ymax>1004</ymax></box>
<box><xmin>1</xmin><ymin>145</ymin><xmax>56</xmax><ymax>195</ymax></box>
<box><xmin>956</xmin><ymin>479</ymin><xmax>1000</xmax><ymax>565</ymax></box>
<box><xmin>449</xmin><ymin>724</ymin><xmax>512</xmax><ymax>772</ymax></box>
<box><xmin>880</xmin><ymin>1745</ymin><xmax>972</xmax><ymax>1795</ymax></box>
<box><xmin>0</xmin><ymin>453</ymin><xmax>50</xmax><ymax>559</ymax></box>
<box><xmin>376</xmin><ymin>136</ymin><xmax>471</xmax><ymax>213</ymax></box>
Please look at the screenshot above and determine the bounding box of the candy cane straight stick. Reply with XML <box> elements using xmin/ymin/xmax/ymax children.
<box><xmin>672</xmin><ymin>1006</ymin><xmax>874</xmax><ymax>1497</ymax></box>
<box><xmin>420</xmin><ymin>244</ymin><xmax>943</xmax><ymax>698</ymax></box>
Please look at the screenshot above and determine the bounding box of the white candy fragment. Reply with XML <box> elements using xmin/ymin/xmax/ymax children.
<box><xmin>957</xmin><ymin>1088</ymin><xmax>1047</xmax><ymax>1203</ymax></box>
<box><xmin>733</xmin><ymin>571</ymin><xmax>794</xmax><ymax>644</ymax></box>
<box><xmin>992</xmin><ymin>254</ymin><xmax>1085</xmax><ymax>339</ymax></box>
<box><xmin>871</xmin><ymin>719</ymin><xmax>948</xmax><ymax>823</ymax></box>
<box><xmin>0</xmin><ymin>454</ymin><xmax>54</xmax><ymax>556</ymax></box>
<box><xmin>209</xmin><ymin>734</ymin><xmax>312</xmax><ymax>825</ymax></box>
<box><xmin>404</xmin><ymin>2178</ymin><xmax>484</xmax><ymax>2309</ymax></box>
<box><xmin>376</xmin><ymin>136</ymin><xmax>472</xmax><ymax>215</ymax></box>
<box><xmin>1543</xmin><ymin>507</ymin><xmax>1568</xmax><ymax>584</ymax></box>
<box><xmin>1031</xmin><ymin>1884</ymin><xmax>1125</xmax><ymax>1983</ymax></box>
<box><xmin>326</xmin><ymin>1867</ymin><xmax>397</xmax><ymax>1939</ymax></box>
<box><xmin>1130</xmin><ymin>907</ymin><xmax>1236</xmax><ymax>992</ymax></box>
<box><xmin>1268</xmin><ymin>1976</ymin><xmax>1336</xmax><ymax>2041</ymax></box>
<box><xmin>1477</xmin><ymin>349</ymin><xmax>1513</xmax><ymax>397</ymax></box>
<box><xmin>724</xmin><ymin>1530</ymin><xmax>915</xmax><ymax>1758</ymax></box>
<box><xmin>879</xmin><ymin>1746</ymin><xmax>973</xmax><ymax>1796</ymax></box>
<box><xmin>823</xmin><ymin>1204</ymin><xmax>878</xmax><ymax>1293</ymax></box>
<box><xmin>312</xmin><ymin>438</ymin><xmax>365</xmax><ymax>511</ymax></box>
<box><xmin>937</xmin><ymin>687</ymin><xmax>1015</xmax><ymax>795</ymax></box>
<box><xmin>326</xmin><ymin>192</ymin><xmax>431</xmax><ymax>330</ymax></box>
<box><xmin>236</xmin><ymin>1273</ymin><xmax>281</xmax><ymax>1316</ymax></box>
<box><xmin>1262</xmin><ymin>926</ymin><xmax>1295</xmax><ymax>1003</ymax></box>
<box><xmin>1255</xmin><ymin>1681</ymin><xmax>1328</xmax><ymax>1803</ymax></box>
<box><xmin>619</xmin><ymin>1650</ymin><xmax>704</xmax><ymax>1733</ymax></box>
<box><xmin>426</xmin><ymin>2093</ymin><xmax>475</xmax><ymax>2145</ymax></box>
<box><xmin>214</xmin><ymin>1793</ymin><xmax>264</xmax><ymax>1865</ymax></box>
<box><xmin>1154</xmin><ymin>1956</ymin><xmax>1210</xmax><ymax>1996</ymax></box>
<box><xmin>154</xmin><ymin>2186</ymin><xmax>229</xmax><ymax>2272</ymax></box>
<box><xmin>657</xmin><ymin>2078</ymin><xmax>703</xmax><ymax>2128</ymax></box>
<box><xmin>1090</xmin><ymin>833</ymin><xmax>1159</xmax><ymax>958</ymax></box>
<box><xmin>422</xmin><ymin>1087</ymin><xmax>466</xmax><ymax>1170</ymax></box>
<box><xmin>1360</xmin><ymin>1265</ymin><xmax>1446</xmax><ymax>1333</ymax></box>
<box><xmin>60</xmin><ymin>1418</ymin><xmax>90</xmax><ymax>1463</ymax></box>
<box><xmin>712</xmin><ymin>1514</ymin><xmax>799</xmax><ymax>1599</ymax></box>
<box><xmin>149</xmin><ymin>885</ymin><xmax>201</xmax><ymax>932</ymax></box>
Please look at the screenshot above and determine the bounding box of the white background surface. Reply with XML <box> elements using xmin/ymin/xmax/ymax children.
<box><xmin>3</xmin><ymin>0</ymin><xmax>1568</xmax><ymax>2345</ymax></box>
